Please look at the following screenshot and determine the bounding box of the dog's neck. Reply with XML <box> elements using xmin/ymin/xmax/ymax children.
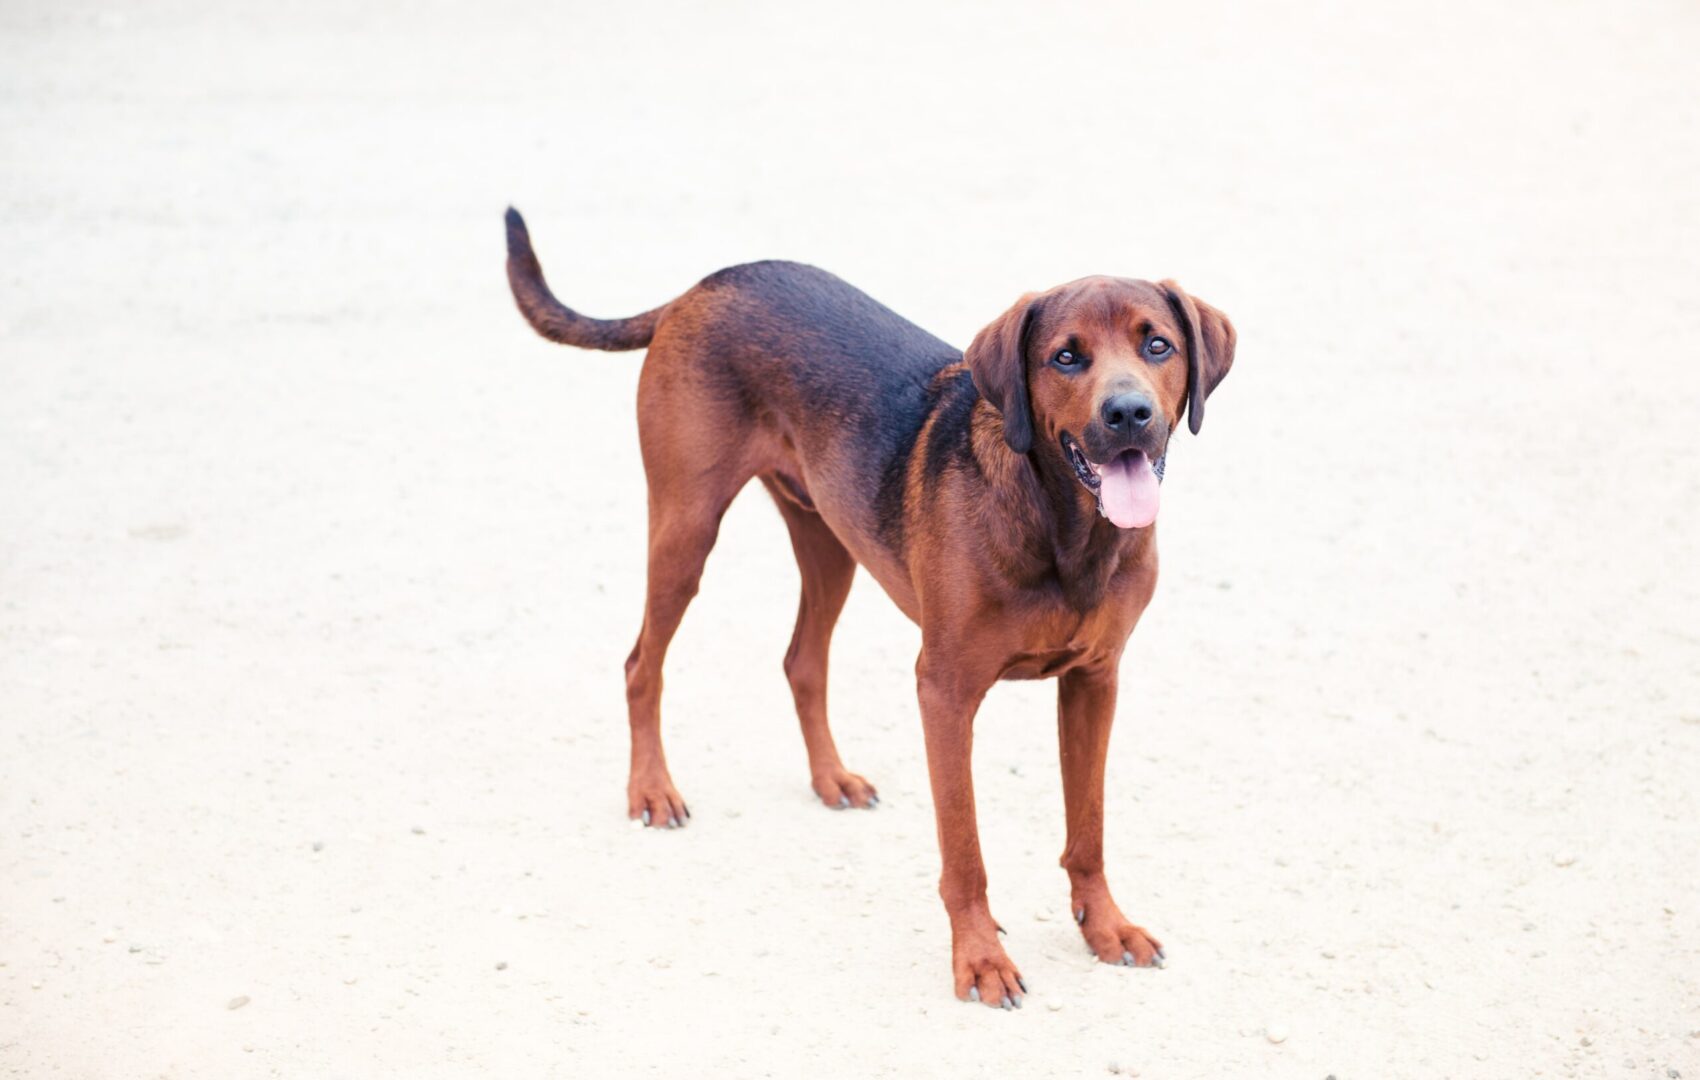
<box><xmin>969</xmin><ymin>405</ymin><xmax>1150</xmax><ymax>611</ymax></box>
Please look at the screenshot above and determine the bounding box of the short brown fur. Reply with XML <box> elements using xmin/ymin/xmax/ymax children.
<box><xmin>504</xmin><ymin>208</ymin><xmax>1236</xmax><ymax>1007</ymax></box>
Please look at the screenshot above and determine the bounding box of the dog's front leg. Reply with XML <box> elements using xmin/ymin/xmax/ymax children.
<box><xmin>1057</xmin><ymin>664</ymin><xmax>1165</xmax><ymax>968</ymax></box>
<box><xmin>916</xmin><ymin>651</ymin><xmax>1025</xmax><ymax>1009</ymax></box>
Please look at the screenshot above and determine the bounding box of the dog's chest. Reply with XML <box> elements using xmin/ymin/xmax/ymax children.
<box><xmin>997</xmin><ymin>609</ymin><xmax>1127</xmax><ymax>680</ymax></box>
<box><xmin>994</xmin><ymin>572</ymin><xmax>1148</xmax><ymax>680</ymax></box>
<box><xmin>1001</xmin><ymin>645</ymin><xmax>1094</xmax><ymax>680</ymax></box>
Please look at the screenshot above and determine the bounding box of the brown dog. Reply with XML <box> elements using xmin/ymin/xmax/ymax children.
<box><xmin>505</xmin><ymin>208</ymin><xmax>1235</xmax><ymax>1008</ymax></box>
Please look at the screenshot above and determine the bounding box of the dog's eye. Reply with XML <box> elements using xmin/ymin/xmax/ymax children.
<box><xmin>1053</xmin><ymin>349</ymin><xmax>1080</xmax><ymax>368</ymax></box>
<box><xmin>1146</xmin><ymin>337</ymin><xmax>1172</xmax><ymax>357</ymax></box>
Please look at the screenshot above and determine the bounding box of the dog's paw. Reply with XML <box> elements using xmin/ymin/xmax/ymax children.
<box><xmin>811</xmin><ymin>768</ymin><xmax>878</xmax><ymax>810</ymax></box>
<box><xmin>1076</xmin><ymin>902</ymin><xmax>1165</xmax><ymax>968</ymax></box>
<box><xmin>952</xmin><ymin>933</ymin><xmax>1026</xmax><ymax>1010</ymax></box>
<box><xmin>627</xmin><ymin>773</ymin><xmax>690</xmax><ymax>829</ymax></box>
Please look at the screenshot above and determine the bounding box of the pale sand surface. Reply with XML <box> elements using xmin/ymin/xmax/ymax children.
<box><xmin>3</xmin><ymin>1</ymin><xmax>1699</xmax><ymax>1076</ymax></box>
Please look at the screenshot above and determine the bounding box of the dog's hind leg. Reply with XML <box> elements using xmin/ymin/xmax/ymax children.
<box><xmin>623</xmin><ymin>513</ymin><xmax>722</xmax><ymax>828</ymax></box>
<box><xmin>622</xmin><ymin>376</ymin><xmax>751</xmax><ymax>828</ymax></box>
<box><xmin>761</xmin><ymin>478</ymin><xmax>877</xmax><ymax>809</ymax></box>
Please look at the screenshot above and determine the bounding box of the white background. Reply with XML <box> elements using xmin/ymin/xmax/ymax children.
<box><xmin>3</xmin><ymin>1</ymin><xmax>1697</xmax><ymax>1076</ymax></box>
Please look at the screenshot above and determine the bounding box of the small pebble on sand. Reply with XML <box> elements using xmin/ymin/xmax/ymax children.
<box><xmin>411</xmin><ymin>826</ymin><xmax>425</xmax><ymax>835</ymax></box>
<box><xmin>1265</xmin><ymin>1022</ymin><xmax>1289</xmax><ymax>1044</ymax></box>
<box><xmin>1047</xmin><ymin>1001</ymin><xmax>1063</xmax><ymax>1011</ymax></box>
<box><xmin>227</xmin><ymin>995</ymin><xmax>250</xmax><ymax>1010</ymax></box>
<box><xmin>495</xmin><ymin>961</ymin><xmax>508</xmax><ymax>970</ymax></box>
<box><xmin>1553</xmin><ymin>852</ymin><xmax>1577</xmax><ymax>867</ymax></box>
<box><xmin>312</xmin><ymin>841</ymin><xmax>323</xmax><ymax>852</ymax></box>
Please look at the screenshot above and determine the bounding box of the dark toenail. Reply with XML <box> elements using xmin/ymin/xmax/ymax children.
<box><xmin>968</xmin><ymin>987</ymin><xmax>979</xmax><ymax>1002</ymax></box>
<box><xmin>1156</xmin><ymin>947</ymin><xmax>1166</xmax><ymax>961</ymax></box>
<box><xmin>1152</xmin><ymin>956</ymin><xmax>1164</xmax><ymax>968</ymax></box>
<box><xmin>838</xmin><ymin>795</ymin><xmax>849</xmax><ymax>809</ymax></box>
<box><xmin>868</xmin><ymin>795</ymin><xmax>879</xmax><ymax>808</ymax></box>
<box><xmin>1075</xmin><ymin>908</ymin><xmax>1086</xmax><ymax>924</ymax></box>
<box><xmin>1001</xmin><ymin>997</ymin><xmax>1012</xmax><ymax>1010</ymax></box>
<box><xmin>668</xmin><ymin>815</ymin><xmax>679</xmax><ymax>828</ymax></box>
<box><xmin>642</xmin><ymin>810</ymin><xmax>651</xmax><ymax>826</ymax></box>
<box><xmin>1122</xmin><ymin>950</ymin><xmax>1135</xmax><ymax>966</ymax></box>
<box><xmin>1017</xmin><ymin>976</ymin><xmax>1028</xmax><ymax>993</ymax></box>
<box><xmin>1012</xmin><ymin>994</ymin><xmax>1023</xmax><ymax>1009</ymax></box>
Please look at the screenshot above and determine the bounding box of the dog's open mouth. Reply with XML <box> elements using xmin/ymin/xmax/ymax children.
<box><xmin>1061</xmin><ymin>433</ymin><xmax>1162</xmax><ymax>530</ymax></box>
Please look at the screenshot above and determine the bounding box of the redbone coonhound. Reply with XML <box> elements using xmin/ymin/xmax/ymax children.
<box><xmin>505</xmin><ymin>208</ymin><xmax>1236</xmax><ymax>1008</ymax></box>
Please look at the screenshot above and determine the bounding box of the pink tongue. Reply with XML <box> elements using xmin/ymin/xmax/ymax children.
<box><xmin>1098</xmin><ymin>451</ymin><xmax>1160</xmax><ymax>529</ymax></box>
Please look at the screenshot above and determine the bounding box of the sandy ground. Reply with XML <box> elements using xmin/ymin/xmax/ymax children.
<box><xmin>4</xmin><ymin>0</ymin><xmax>1699</xmax><ymax>1076</ymax></box>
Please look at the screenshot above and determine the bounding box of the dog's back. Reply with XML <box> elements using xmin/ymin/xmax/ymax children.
<box><xmin>505</xmin><ymin>208</ymin><xmax>958</xmax><ymax>569</ymax></box>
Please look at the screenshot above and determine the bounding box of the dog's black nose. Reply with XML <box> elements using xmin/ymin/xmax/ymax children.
<box><xmin>1100</xmin><ymin>392</ymin><xmax>1155</xmax><ymax>432</ymax></box>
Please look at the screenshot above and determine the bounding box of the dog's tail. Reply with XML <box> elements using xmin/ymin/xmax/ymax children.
<box><xmin>505</xmin><ymin>207</ymin><xmax>665</xmax><ymax>351</ymax></box>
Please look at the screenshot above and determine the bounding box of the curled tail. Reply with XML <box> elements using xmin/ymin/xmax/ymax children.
<box><xmin>504</xmin><ymin>207</ymin><xmax>665</xmax><ymax>351</ymax></box>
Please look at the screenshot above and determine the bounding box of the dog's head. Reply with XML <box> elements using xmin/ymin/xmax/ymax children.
<box><xmin>965</xmin><ymin>277</ymin><xmax>1235</xmax><ymax>529</ymax></box>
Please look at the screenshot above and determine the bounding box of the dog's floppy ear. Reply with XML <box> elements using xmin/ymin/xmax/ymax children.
<box><xmin>1159</xmin><ymin>281</ymin><xmax>1236</xmax><ymax>435</ymax></box>
<box><xmin>965</xmin><ymin>293</ymin><xmax>1042</xmax><ymax>455</ymax></box>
